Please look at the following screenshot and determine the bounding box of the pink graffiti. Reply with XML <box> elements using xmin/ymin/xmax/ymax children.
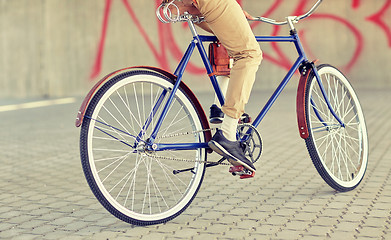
<box><xmin>294</xmin><ymin>0</ymin><xmax>363</xmax><ymax>73</ymax></box>
<box><xmin>352</xmin><ymin>0</ymin><xmax>360</xmax><ymax>9</ymax></box>
<box><xmin>90</xmin><ymin>0</ymin><xmax>390</xmax><ymax>80</ymax></box>
<box><xmin>90</xmin><ymin>0</ymin><xmax>204</xmax><ymax>79</ymax></box>
<box><xmin>90</xmin><ymin>0</ymin><xmax>111</xmax><ymax>79</ymax></box>
<box><xmin>366</xmin><ymin>0</ymin><xmax>391</xmax><ymax>47</ymax></box>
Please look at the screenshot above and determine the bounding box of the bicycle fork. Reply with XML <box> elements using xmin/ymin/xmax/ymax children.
<box><xmin>312</xmin><ymin>66</ymin><xmax>345</xmax><ymax>128</ymax></box>
<box><xmin>296</xmin><ymin>60</ymin><xmax>345</xmax><ymax>139</ymax></box>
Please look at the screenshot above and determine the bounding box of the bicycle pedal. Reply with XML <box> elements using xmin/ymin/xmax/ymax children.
<box><xmin>229</xmin><ymin>165</ymin><xmax>255</xmax><ymax>179</ymax></box>
<box><xmin>239</xmin><ymin>113</ymin><xmax>251</xmax><ymax>124</ymax></box>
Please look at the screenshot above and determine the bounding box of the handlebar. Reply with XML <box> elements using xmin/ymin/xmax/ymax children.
<box><xmin>156</xmin><ymin>0</ymin><xmax>322</xmax><ymax>25</ymax></box>
<box><xmin>252</xmin><ymin>0</ymin><xmax>323</xmax><ymax>25</ymax></box>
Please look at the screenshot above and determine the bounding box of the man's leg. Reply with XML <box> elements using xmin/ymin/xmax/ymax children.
<box><xmin>195</xmin><ymin>0</ymin><xmax>262</xmax><ymax>134</ymax></box>
<box><xmin>210</xmin><ymin>75</ymin><xmax>229</xmax><ymax>124</ymax></box>
<box><xmin>194</xmin><ymin>0</ymin><xmax>262</xmax><ymax>171</ymax></box>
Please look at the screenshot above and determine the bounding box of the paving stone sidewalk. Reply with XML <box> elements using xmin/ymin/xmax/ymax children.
<box><xmin>0</xmin><ymin>88</ymin><xmax>390</xmax><ymax>239</ymax></box>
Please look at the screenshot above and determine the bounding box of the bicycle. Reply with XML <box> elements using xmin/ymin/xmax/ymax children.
<box><xmin>75</xmin><ymin>0</ymin><xmax>368</xmax><ymax>226</ymax></box>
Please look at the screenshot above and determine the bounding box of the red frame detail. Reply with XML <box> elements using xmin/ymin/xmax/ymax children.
<box><xmin>296</xmin><ymin>67</ymin><xmax>311</xmax><ymax>139</ymax></box>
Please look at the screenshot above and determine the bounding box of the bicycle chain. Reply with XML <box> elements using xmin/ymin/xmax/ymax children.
<box><xmin>154</xmin><ymin>127</ymin><xmax>215</xmax><ymax>139</ymax></box>
<box><xmin>144</xmin><ymin>127</ymin><xmax>231</xmax><ymax>166</ymax></box>
<box><xmin>145</xmin><ymin>151</ymin><xmax>231</xmax><ymax>165</ymax></box>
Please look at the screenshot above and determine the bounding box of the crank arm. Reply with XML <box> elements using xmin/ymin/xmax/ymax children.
<box><xmin>172</xmin><ymin>157</ymin><xmax>227</xmax><ymax>175</ymax></box>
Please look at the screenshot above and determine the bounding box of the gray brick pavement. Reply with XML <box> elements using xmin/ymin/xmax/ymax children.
<box><xmin>0</xmin><ymin>89</ymin><xmax>390</xmax><ymax>239</ymax></box>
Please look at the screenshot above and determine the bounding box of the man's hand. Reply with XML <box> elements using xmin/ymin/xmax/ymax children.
<box><xmin>243</xmin><ymin>10</ymin><xmax>255</xmax><ymax>20</ymax></box>
<box><xmin>161</xmin><ymin>1</ymin><xmax>253</xmax><ymax>21</ymax></box>
<box><xmin>164</xmin><ymin>0</ymin><xmax>201</xmax><ymax>17</ymax></box>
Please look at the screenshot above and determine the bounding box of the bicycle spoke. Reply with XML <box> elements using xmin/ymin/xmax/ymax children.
<box><xmin>115</xmin><ymin>87</ymin><xmax>138</xmax><ymax>134</ymax></box>
<box><xmin>94</xmin><ymin>125</ymin><xmax>135</xmax><ymax>145</ymax></box>
<box><xmin>112</xmin><ymin>167</ymin><xmax>137</xmax><ymax>200</ymax></box>
<box><xmin>156</xmin><ymin>158</ymin><xmax>187</xmax><ymax>201</ymax></box>
<box><xmin>123</xmin><ymin>85</ymin><xmax>135</xmax><ymax>133</ymax></box>
<box><xmin>133</xmin><ymin>84</ymin><xmax>143</xmax><ymax>129</ymax></box>
<box><xmin>99</xmin><ymin>153</ymin><xmax>130</xmax><ymax>182</ymax></box>
<box><xmin>142</xmin><ymin>157</ymin><xmax>152</xmax><ymax>214</ymax></box>
<box><xmin>141</xmin><ymin>83</ymin><xmax>146</xmax><ymax>125</ymax></box>
<box><xmin>110</xmin><ymin>91</ymin><xmax>134</xmax><ymax>133</ymax></box>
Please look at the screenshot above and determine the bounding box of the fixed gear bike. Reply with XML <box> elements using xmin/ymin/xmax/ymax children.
<box><xmin>75</xmin><ymin>0</ymin><xmax>368</xmax><ymax>226</ymax></box>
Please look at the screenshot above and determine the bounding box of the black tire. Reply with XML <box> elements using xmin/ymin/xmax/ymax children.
<box><xmin>304</xmin><ymin>64</ymin><xmax>368</xmax><ymax>192</ymax></box>
<box><xmin>80</xmin><ymin>70</ymin><xmax>207</xmax><ymax>225</ymax></box>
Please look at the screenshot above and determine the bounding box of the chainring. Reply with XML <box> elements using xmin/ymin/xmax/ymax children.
<box><xmin>237</xmin><ymin>124</ymin><xmax>262</xmax><ymax>163</ymax></box>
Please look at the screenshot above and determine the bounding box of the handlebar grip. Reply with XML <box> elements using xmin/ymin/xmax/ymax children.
<box><xmin>156</xmin><ymin>1</ymin><xmax>180</xmax><ymax>23</ymax></box>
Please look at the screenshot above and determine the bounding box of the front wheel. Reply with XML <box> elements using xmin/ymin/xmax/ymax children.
<box><xmin>304</xmin><ymin>64</ymin><xmax>368</xmax><ymax>192</ymax></box>
<box><xmin>80</xmin><ymin>70</ymin><xmax>207</xmax><ymax>225</ymax></box>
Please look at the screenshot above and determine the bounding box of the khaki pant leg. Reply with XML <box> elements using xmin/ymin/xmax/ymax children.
<box><xmin>194</xmin><ymin>0</ymin><xmax>263</xmax><ymax>119</ymax></box>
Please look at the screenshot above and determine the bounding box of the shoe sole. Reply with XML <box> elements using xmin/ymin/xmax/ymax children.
<box><xmin>208</xmin><ymin>140</ymin><xmax>256</xmax><ymax>172</ymax></box>
<box><xmin>209</xmin><ymin>117</ymin><xmax>223</xmax><ymax>124</ymax></box>
<box><xmin>210</xmin><ymin>116</ymin><xmax>249</xmax><ymax>124</ymax></box>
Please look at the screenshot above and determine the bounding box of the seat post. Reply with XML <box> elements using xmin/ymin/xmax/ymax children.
<box><xmin>184</xmin><ymin>13</ymin><xmax>199</xmax><ymax>37</ymax></box>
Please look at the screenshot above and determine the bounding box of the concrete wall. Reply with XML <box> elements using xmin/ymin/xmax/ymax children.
<box><xmin>0</xmin><ymin>0</ymin><xmax>390</xmax><ymax>98</ymax></box>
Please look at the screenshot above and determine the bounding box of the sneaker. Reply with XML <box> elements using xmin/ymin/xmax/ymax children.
<box><xmin>209</xmin><ymin>104</ymin><xmax>224</xmax><ymax>124</ymax></box>
<box><xmin>209</xmin><ymin>104</ymin><xmax>251</xmax><ymax>124</ymax></box>
<box><xmin>208</xmin><ymin>129</ymin><xmax>256</xmax><ymax>172</ymax></box>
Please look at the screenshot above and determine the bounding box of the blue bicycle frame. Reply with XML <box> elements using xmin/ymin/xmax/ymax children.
<box><xmin>147</xmin><ymin>24</ymin><xmax>344</xmax><ymax>152</ymax></box>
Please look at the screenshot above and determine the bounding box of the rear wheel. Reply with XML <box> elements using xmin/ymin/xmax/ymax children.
<box><xmin>305</xmin><ymin>64</ymin><xmax>368</xmax><ymax>192</ymax></box>
<box><xmin>80</xmin><ymin>70</ymin><xmax>207</xmax><ymax>225</ymax></box>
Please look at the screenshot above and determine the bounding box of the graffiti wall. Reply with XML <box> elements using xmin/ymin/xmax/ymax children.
<box><xmin>0</xmin><ymin>0</ymin><xmax>390</xmax><ymax>98</ymax></box>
